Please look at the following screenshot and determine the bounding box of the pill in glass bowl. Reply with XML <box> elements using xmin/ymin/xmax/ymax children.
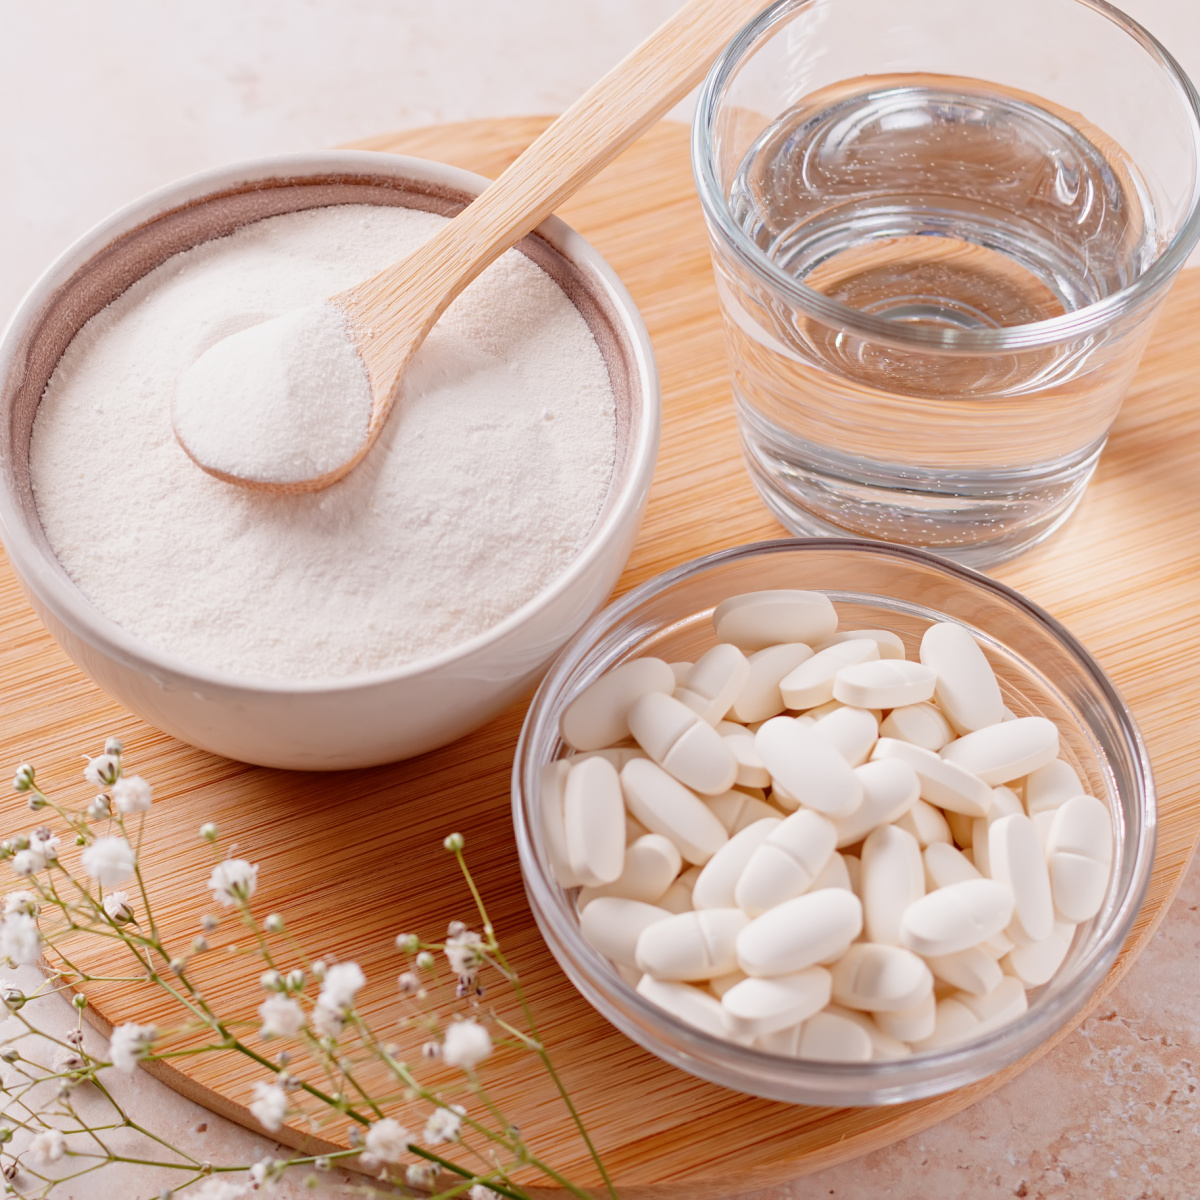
<box><xmin>577</xmin><ymin>833</ymin><xmax>682</xmax><ymax>909</ymax></box>
<box><xmin>987</xmin><ymin>813</ymin><xmax>1054</xmax><ymax>945</ymax></box>
<box><xmin>879</xmin><ymin>701</ymin><xmax>955</xmax><ymax>752</ymax></box>
<box><xmin>899</xmin><ymin>878</ymin><xmax>1016</xmax><ymax>957</ymax></box>
<box><xmin>713</xmin><ymin>589</ymin><xmax>838</xmax><ymax>653</ymax></box>
<box><xmin>871</xmin><ymin>738</ymin><xmax>993</xmax><ymax>816</ymax></box>
<box><xmin>958</xmin><ymin>974</ymin><xmax>1028</xmax><ymax>1033</ymax></box>
<box><xmin>627</xmin><ymin>691</ymin><xmax>738</xmax><ymax>795</ymax></box>
<box><xmin>1045</xmin><ymin>795</ymin><xmax>1113</xmax><ymax>922</ymax></box>
<box><xmin>692</xmin><ymin>818</ymin><xmax>781</xmax><ymax>910</ymax></box>
<box><xmin>779</xmin><ymin>639</ymin><xmax>880</xmax><ymax>709</ymax></box>
<box><xmin>923</xmin><ymin>842</ymin><xmax>982</xmax><ymax>890</ymax></box>
<box><xmin>715</xmin><ymin>723</ymin><xmax>772</xmax><ymax>788</ymax></box>
<box><xmin>873</xmin><ymin>990</ymin><xmax>936</xmax><ymax>1043</ymax></box>
<box><xmin>924</xmin><ymin>946</ymin><xmax>1003</xmax><ymax>997</ymax></box>
<box><xmin>830</xmin><ymin>758</ymin><xmax>921</xmax><ymax>848</ymax></box>
<box><xmin>619</xmin><ymin>758</ymin><xmax>729</xmax><ymax>864</ymax></box>
<box><xmin>674</xmin><ymin>643</ymin><xmax>751</xmax><ymax>724</ymax></box>
<box><xmin>1003</xmin><ymin>919</ymin><xmax>1076</xmax><ymax>986</ymax></box>
<box><xmin>1024</xmin><ymin>758</ymin><xmax>1087</xmax><ymax>815</ymax></box>
<box><xmin>559</xmin><ymin>657</ymin><xmax>676</xmax><ymax>751</ymax></box>
<box><xmin>809</xmin><ymin>850</ymin><xmax>853</xmax><ymax>893</ymax></box>
<box><xmin>817</xmin><ymin>629</ymin><xmax>906</xmax><ymax>659</ymax></box>
<box><xmin>737</xmin><ymin>888</ymin><xmax>863</xmax><ymax>977</ymax></box>
<box><xmin>540</xmin><ymin>760</ymin><xmax>581</xmax><ymax>888</ymax></box>
<box><xmin>894</xmin><ymin>798</ymin><xmax>952</xmax><ymax>848</ymax></box>
<box><xmin>825</xmin><ymin>1005</ymin><xmax>911</xmax><ymax>1059</ymax></box>
<box><xmin>939</xmin><ymin>716</ymin><xmax>1060</xmax><ymax>785</ymax></box>
<box><xmin>796</xmin><ymin>1010</ymin><xmax>874</xmax><ymax>1062</ymax></box>
<box><xmin>861</xmin><ymin>824</ymin><xmax>925</xmax><ymax>946</ymax></box>
<box><xmin>828</xmin><ymin>942</ymin><xmax>933</xmax><ymax>1012</ymax></box>
<box><xmin>734</xmin><ymin>809</ymin><xmax>839</xmax><ymax>916</ymax></box>
<box><xmin>563</xmin><ymin>756</ymin><xmax>626</xmax><ymax>888</ymax></box>
<box><xmin>811</xmin><ymin>705</ymin><xmax>879</xmax><ymax>767</ymax></box>
<box><xmin>579</xmin><ymin>897</ymin><xmax>673</xmax><ymax>968</ymax></box>
<box><xmin>636</xmin><ymin>975</ymin><xmax>728</xmax><ymax>1038</ymax></box>
<box><xmin>703</xmin><ymin>788</ymin><xmax>779</xmax><ymax>834</ymax></box>
<box><xmin>832</xmin><ymin>659</ymin><xmax>937</xmax><ymax>710</ymax></box>
<box><xmin>919</xmin><ymin>621</ymin><xmax>1006</xmax><ymax>734</ymax></box>
<box><xmin>635</xmin><ymin>908</ymin><xmax>748</xmax><ymax>981</ymax></box>
<box><xmin>755</xmin><ymin>716</ymin><xmax>863</xmax><ymax>816</ymax></box>
<box><xmin>913</xmin><ymin>996</ymin><xmax>982</xmax><ymax>1051</ymax></box>
<box><xmin>719</xmin><ymin>967</ymin><xmax>832</xmax><ymax>1039</ymax></box>
<box><xmin>728</xmin><ymin>643</ymin><xmax>815</xmax><ymax>723</ymax></box>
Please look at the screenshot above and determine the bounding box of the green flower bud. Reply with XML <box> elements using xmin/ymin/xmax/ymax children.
<box><xmin>443</xmin><ymin>831</ymin><xmax>465</xmax><ymax>853</ymax></box>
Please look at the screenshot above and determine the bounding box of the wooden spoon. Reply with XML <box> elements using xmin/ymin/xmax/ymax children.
<box><xmin>173</xmin><ymin>0</ymin><xmax>766</xmax><ymax>492</ymax></box>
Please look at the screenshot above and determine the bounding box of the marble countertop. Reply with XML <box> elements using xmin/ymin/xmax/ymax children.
<box><xmin>2</xmin><ymin>3</ymin><xmax>1199</xmax><ymax>1198</ymax></box>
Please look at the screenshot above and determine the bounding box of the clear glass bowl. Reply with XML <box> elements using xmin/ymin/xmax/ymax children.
<box><xmin>512</xmin><ymin>539</ymin><xmax>1155</xmax><ymax>1105</ymax></box>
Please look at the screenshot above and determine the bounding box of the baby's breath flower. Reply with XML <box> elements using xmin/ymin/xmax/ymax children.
<box><xmin>3</xmin><ymin>890</ymin><xmax>37</xmax><ymax>917</ymax></box>
<box><xmin>11</xmin><ymin>849</ymin><xmax>41</xmax><ymax>877</ymax></box>
<box><xmin>201</xmin><ymin>914</ymin><xmax>219</xmax><ymax>932</ymax></box>
<box><xmin>394</xmin><ymin>932</ymin><xmax>418</xmax><ymax>954</ymax></box>
<box><xmin>193</xmin><ymin>1179</ymin><xmax>248</xmax><ymax>1200</ymax></box>
<box><xmin>72</xmin><ymin>993</ymin><xmax>88</xmax><ymax>1009</ymax></box>
<box><xmin>258</xmin><ymin>995</ymin><xmax>304</xmax><ymax>1040</ymax></box>
<box><xmin>54</xmin><ymin>1047</ymin><xmax>85</xmax><ymax>1074</ymax></box>
<box><xmin>469</xmin><ymin>1186</ymin><xmax>503</xmax><ymax>1200</ymax></box>
<box><xmin>415</xmin><ymin>950</ymin><xmax>434</xmax><ymax>971</ymax></box>
<box><xmin>442</xmin><ymin>1019</ymin><xmax>492</xmax><ymax>1071</ymax></box>
<box><xmin>28</xmin><ymin>1128</ymin><xmax>66</xmax><ymax>1166</ymax></box>
<box><xmin>423</xmin><ymin>1104</ymin><xmax>465</xmax><ymax>1145</ymax></box>
<box><xmin>2</xmin><ymin>987</ymin><xmax>25</xmax><ymax>1011</ymax></box>
<box><xmin>317</xmin><ymin>961</ymin><xmax>364</xmax><ymax>1013</ymax></box>
<box><xmin>86</xmin><ymin>795</ymin><xmax>110</xmax><ymax>821</ymax></box>
<box><xmin>259</xmin><ymin>970</ymin><xmax>282</xmax><ymax>992</ymax></box>
<box><xmin>32</xmin><ymin>831</ymin><xmax>58</xmax><ymax>862</ymax></box>
<box><xmin>103</xmin><ymin>890</ymin><xmax>134</xmax><ymax>923</ymax></box>
<box><xmin>192</xmin><ymin>935</ymin><xmax>210</xmax><ymax>953</ymax></box>
<box><xmin>406</xmin><ymin>1162</ymin><xmax>439</xmax><ymax>1189</ymax></box>
<box><xmin>104</xmin><ymin>736</ymin><xmax>124</xmax><ymax>757</ymax></box>
<box><xmin>83</xmin><ymin>753</ymin><xmax>121</xmax><ymax>789</ymax></box>
<box><xmin>1</xmin><ymin>913</ymin><xmax>42</xmax><ymax>965</ymax></box>
<box><xmin>445</xmin><ymin>930</ymin><xmax>486</xmax><ymax>982</ymax></box>
<box><xmin>363</xmin><ymin>1117</ymin><xmax>410</xmax><ymax>1163</ymax></box>
<box><xmin>111</xmin><ymin>774</ymin><xmax>152</xmax><ymax>814</ymax></box>
<box><xmin>443</xmin><ymin>832</ymin><xmax>465</xmax><ymax>853</ymax></box>
<box><xmin>249</xmin><ymin>1081</ymin><xmax>287</xmax><ymax>1133</ymax></box>
<box><xmin>81</xmin><ymin>836</ymin><xmax>135</xmax><ymax>887</ymax></box>
<box><xmin>200</xmin><ymin>822</ymin><xmax>218</xmax><ymax>841</ymax></box>
<box><xmin>207</xmin><ymin>859</ymin><xmax>258</xmax><ymax>907</ymax></box>
<box><xmin>11</xmin><ymin>763</ymin><xmax>34</xmax><ymax>793</ymax></box>
<box><xmin>284</xmin><ymin>969</ymin><xmax>304</xmax><ymax>992</ymax></box>
<box><xmin>107</xmin><ymin>1022</ymin><xmax>156</xmax><ymax>1072</ymax></box>
<box><xmin>264</xmin><ymin>914</ymin><xmax>284</xmax><ymax>933</ymax></box>
<box><xmin>397</xmin><ymin>972</ymin><xmax>419</xmax><ymax>996</ymax></box>
<box><xmin>422</xmin><ymin>1041</ymin><xmax>441</xmax><ymax>1060</ymax></box>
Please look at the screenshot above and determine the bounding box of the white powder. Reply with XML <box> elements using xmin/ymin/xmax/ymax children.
<box><xmin>31</xmin><ymin>204</ymin><xmax>616</xmax><ymax>680</ymax></box>
<box><xmin>172</xmin><ymin>300</ymin><xmax>372</xmax><ymax>484</ymax></box>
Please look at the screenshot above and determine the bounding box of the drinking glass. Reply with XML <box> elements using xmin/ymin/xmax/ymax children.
<box><xmin>693</xmin><ymin>0</ymin><xmax>1200</xmax><ymax>567</ymax></box>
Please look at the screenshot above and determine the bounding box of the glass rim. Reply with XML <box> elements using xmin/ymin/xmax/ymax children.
<box><xmin>512</xmin><ymin>537</ymin><xmax>1157</xmax><ymax>1104</ymax></box>
<box><xmin>691</xmin><ymin>0</ymin><xmax>1200</xmax><ymax>354</ymax></box>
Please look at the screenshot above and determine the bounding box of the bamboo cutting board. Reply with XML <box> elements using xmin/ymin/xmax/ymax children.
<box><xmin>4</xmin><ymin>118</ymin><xmax>1200</xmax><ymax>1197</ymax></box>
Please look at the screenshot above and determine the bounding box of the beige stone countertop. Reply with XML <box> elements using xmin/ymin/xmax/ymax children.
<box><xmin>2</xmin><ymin>3</ymin><xmax>1199</xmax><ymax>1198</ymax></box>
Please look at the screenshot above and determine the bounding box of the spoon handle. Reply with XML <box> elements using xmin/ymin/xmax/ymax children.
<box><xmin>339</xmin><ymin>0</ymin><xmax>765</xmax><ymax>376</ymax></box>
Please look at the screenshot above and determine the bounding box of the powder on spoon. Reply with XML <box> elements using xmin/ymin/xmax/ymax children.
<box><xmin>31</xmin><ymin>204</ymin><xmax>616</xmax><ymax>680</ymax></box>
<box><xmin>172</xmin><ymin>300</ymin><xmax>372</xmax><ymax>484</ymax></box>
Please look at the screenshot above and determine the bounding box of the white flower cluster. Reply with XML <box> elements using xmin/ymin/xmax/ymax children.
<box><xmin>364</xmin><ymin>1116</ymin><xmax>410</xmax><ymax>1163</ymax></box>
<box><xmin>28</xmin><ymin>1127</ymin><xmax>66</xmax><ymax>1166</ymax></box>
<box><xmin>249</xmin><ymin>1081</ymin><xmax>288</xmax><ymax>1133</ymax></box>
<box><xmin>0</xmin><ymin>911</ymin><xmax>42</xmax><ymax>965</ymax></box>
<box><xmin>257</xmin><ymin>994</ymin><xmax>305</xmax><ymax>1040</ymax></box>
<box><xmin>10</xmin><ymin>828</ymin><xmax>60</xmax><ymax>877</ymax></box>
<box><xmin>423</xmin><ymin>1103</ymin><xmax>465</xmax><ymax>1145</ymax></box>
<box><xmin>207</xmin><ymin>858</ymin><xmax>258</xmax><ymax>907</ymax></box>
<box><xmin>310</xmin><ymin>961</ymin><xmax>364</xmax><ymax>1038</ymax></box>
<box><xmin>83</xmin><ymin>753</ymin><xmax>121</xmax><ymax>789</ymax></box>
<box><xmin>445</xmin><ymin>928</ymin><xmax>486</xmax><ymax>983</ymax></box>
<box><xmin>81</xmin><ymin>836</ymin><xmax>135</xmax><ymax>887</ymax></box>
<box><xmin>442</xmin><ymin>1019</ymin><xmax>492</xmax><ymax>1071</ymax></box>
<box><xmin>107</xmin><ymin>1022</ymin><xmax>156</xmax><ymax>1073</ymax></box>
<box><xmin>111</xmin><ymin>774</ymin><xmax>152</xmax><ymax>814</ymax></box>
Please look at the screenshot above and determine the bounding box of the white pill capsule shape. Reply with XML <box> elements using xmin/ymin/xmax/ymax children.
<box><xmin>657</xmin><ymin>866</ymin><xmax>700</xmax><ymax>914</ymax></box>
<box><xmin>833</xmin><ymin>659</ymin><xmax>937</xmax><ymax>710</ymax></box>
<box><xmin>578</xmin><ymin>834</ymin><xmax>682</xmax><ymax>909</ymax></box>
<box><xmin>635</xmin><ymin>908</ymin><xmax>749</xmax><ymax>981</ymax></box>
<box><xmin>567</xmin><ymin>746</ymin><xmax>646</xmax><ymax>771</ymax></box>
<box><xmin>692</xmin><ymin>818</ymin><xmax>781</xmax><ymax>910</ymax></box>
<box><xmin>861</xmin><ymin>824</ymin><xmax>925</xmax><ymax>946</ymax></box>
<box><xmin>817</xmin><ymin>629</ymin><xmax>906</xmax><ymax>659</ymax></box>
<box><xmin>919</xmin><ymin>621</ymin><xmax>1005</xmax><ymax>734</ymax></box>
<box><xmin>812</xmin><ymin>705</ymin><xmax>879</xmax><ymax>767</ymax></box>
<box><xmin>675</xmin><ymin>643</ymin><xmax>751</xmax><ymax>724</ymax></box>
<box><xmin>923</xmin><ymin>842</ymin><xmax>982</xmax><ymax>890</ymax></box>
<box><xmin>958</xmin><ymin>975</ymin><xmax>1028</xmax><ymax>1033</ymax></box>
<box><xmin>1003</xmin><ymin>920</ymin><xmax>1076</xmax><ymax>986</ymax></box>
<box><xmin>713</xmin><ymin>590</ymin><xmax>838</xmax><ymax>653</ymax></box>
<box><xmin>669</xmin><ymin>662</ymin><xmax>692</xmax><ymax>686</ymax></box>
<box><xmin>620</xmin><ymin>759</ymin><xmax>729</xmax><ymax>865</ymax></box>
<box><xmin>729</xmin><ymin>643</ymin><xmax>814</xmax><ymax>724</ymax></box>
<box><xmin>1045</xmin><ymin>795</ymin><xmax>1113</xmax><ymax>922</ymax></box>
<box><xmin>708</xmin><ymin>969</ymin><xmax>748</xmax><ymax>999</ymax></box>
<box><xmin>825</xmin><ymin>1005</ymin><xmax>912</xmax><ymax>1060</ymax></box>
<box><xmin>988</xmin><ymin>814</ymin><xmax>1054</xmax><ymax>945</ymax></box>
<box><xmin>924</xmin><ymin>946</ymin><xmax>1003</xmax><ymax>997</ymax></box>
<box><xmin>737</xmin><ymin>889</ymin><xmax>863</xmax><ymax>977</ymax></box>
<box><xmin>810</xmin><ymin>851</ymin><xmax>853</xmax><ymax>893</ymax></box>
<box><xmin>704</xmin><ymin>789</ymin><xmax>779</xmax><ymax>834</ymax></box>
<box><xmin>829</xmin><ymin>943</ymin><xmax>933</xmax><ymax>1012</ymax></box>
<box><xmin>899</xmin><ymin>879</ymin><xmax>1015</xmax><ymax>957</ymax></box>
<box><xmin>779</xmin><ymin>640</ymin><xmax>880</xmax><ymax>709</ymax></box>
<box><xmin>1025</xmin><ymin>758</ymin><xmax>1087</xmax><ymax>815</ymax></box>
<box><xmin>720</xmin><ymin>967</ymin><xmax>832</xmax><ymax>1039</ymax></box>
<box><xmin>874</xmin><ymin>991</ymin><xmax>936</xmax><ymax>1043</ymax></box>
<box><xmin>627</xmin><ymin>692</ymin><xmax>738</xmax><ymax>795</ymax></box>
<box><xmin>563</xmin><ymin>757</ymin><xmax>626</xmax><ymax>887</ymax></box>
<box><xmin>636</xmin><ymin>976</ymin><xmax>727</xmax><ymax>1038</ymax></box>
<box><xmin>560</xmin><ymin>657</ymin><xmax>676</xmax><ymax>751</ymax></box>
<box><xmin>872</xmin><ymin>738</ymin><xmax>992</xmax><ymax>817</ymax></box>
<box><xmin>879</xmin><ymin>702</ymin><xmax>955</xmax><ymax>752</ymax></box>
<box><xmin>719</xmin><ymin>727</ymin><xmax>772</xmax><ymax>789</ymax></box>
<box><xmin>912</xmin><ymin>997</ymin><xmax>982</xmax><ymax>1052</ymax></box>
<box><xmin>540</xmin><ymin>760</ymin><xmax>580</xmax><ymax>887</ymax></box>
<box><xmin>894</xmin><ymin>798</ymin><xmax>952</xmax><ymax>848</ymax></box>
<box><xmin>735</xmin><ymin>809</ymin><xmax>838</xmax><ymax>915</ymax></box>
<box><xmin>940</xmin><ymin>717</ymin><xmax>1059</xmax><ymax>785</ymax></box>
<box><xmin>797</xmin><ymin>1011</ymin><xmax>873</xmax><ymax>1062</ymax></box>
<box><xmin>944</xmin><ymin>809</ymin><xmax>975</xmax><ymax>848</ymax></box>
<box><xmin>831</xmin><ymin>758</ymin><xmax>921</xmax><ymax>848</ymax></box>
<box><xmin>755</xmin><ymin>717</ymin><xmax>864</xmax><ymax>816</ymax></box>
<box><xmin>579</xmin><ymin>897</ymin><xmax>673</xmax><ymax>968</ymax></box>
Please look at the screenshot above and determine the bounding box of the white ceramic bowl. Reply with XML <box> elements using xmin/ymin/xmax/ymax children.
<box><xmin>0</xmin><ymin>152</ymin><xmax>659</xmax><ymax>769</ymax></box>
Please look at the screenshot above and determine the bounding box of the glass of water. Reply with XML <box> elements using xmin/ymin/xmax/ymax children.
<box><xmin>693</xmin><ymin>0</ymin><xmax>1200</xmax><ymax>567</ymax></box>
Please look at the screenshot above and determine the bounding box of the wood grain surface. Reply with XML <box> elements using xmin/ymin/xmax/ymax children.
<box><xmin>2</xmin><ymin>118</ymin><xmax>1198</xmax><ymax>1197</ymax></box>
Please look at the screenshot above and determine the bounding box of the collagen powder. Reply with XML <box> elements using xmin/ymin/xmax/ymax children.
<box><xmin>31</xmin><ymin>205</ymin><xmax>616</xmax><ymax>680</ymax></box>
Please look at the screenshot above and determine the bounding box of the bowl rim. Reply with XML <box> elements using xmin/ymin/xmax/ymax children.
<box><xmin>512</xmin><ymin>537</ymin><xmax>1157</xmax><ymax>1104</ymax></box>
<box><xmin>0</xmin><ymin>149</ymin><xmax>661</xmax><ymax>696</ymax></box>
